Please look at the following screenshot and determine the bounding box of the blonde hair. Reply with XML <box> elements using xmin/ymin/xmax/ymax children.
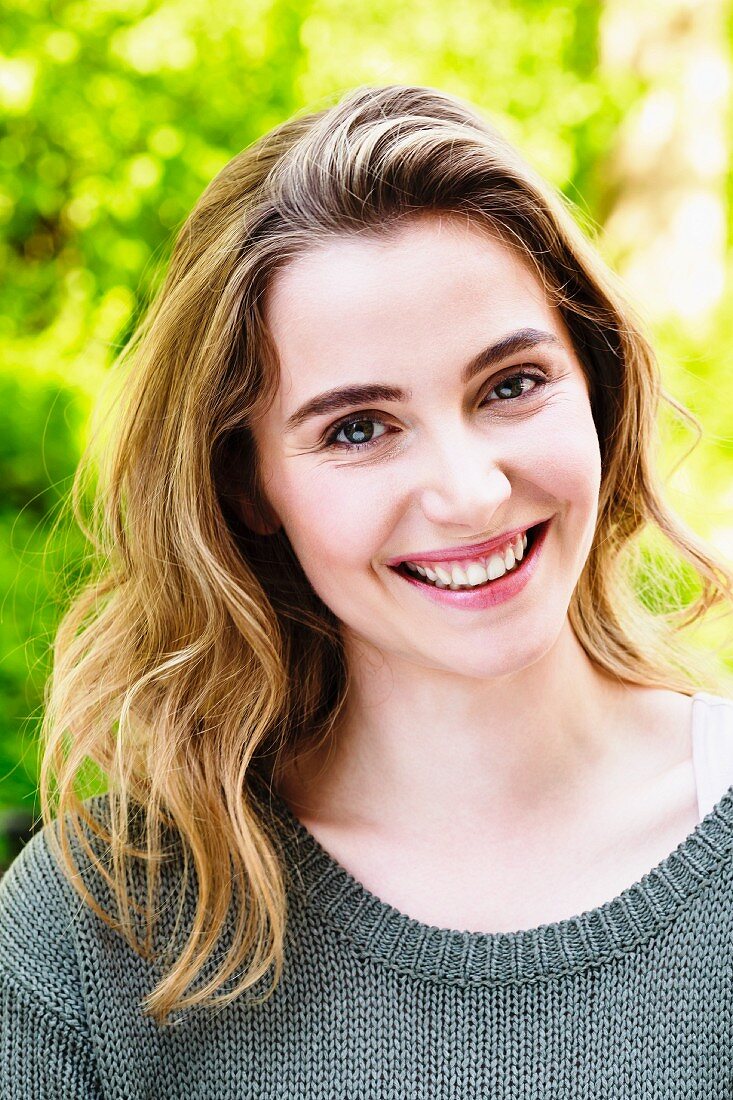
<box><xmin>39</xmin><ymin>83</ymin><xmax>733</xmax><ymax>1026</ymax></box>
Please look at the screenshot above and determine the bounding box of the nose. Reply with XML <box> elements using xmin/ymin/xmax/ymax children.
<box><xmin>417</xmin><ymin>425</ymin><xmax>513</xmax><ymax>534</ymax></box>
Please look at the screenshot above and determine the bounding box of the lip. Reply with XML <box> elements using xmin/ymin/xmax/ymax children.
<box><xmin>384</xmin><ymin>518</ymin><xmax>552</xmax><ymax>567</ymax></box>
<box><xmin>389</xmin><ymin>517</ymin><xmax>551</xmax><ymax>610</ymax></box>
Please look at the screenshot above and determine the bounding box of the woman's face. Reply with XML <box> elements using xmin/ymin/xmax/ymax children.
<box><xmin>248</xmin><ymin>214</ymin><xmax>602</xmax><ymax>679</ymax></box>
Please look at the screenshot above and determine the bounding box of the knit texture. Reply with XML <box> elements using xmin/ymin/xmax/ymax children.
<box><xmin>2</xmin><ymin>783</ymin><xmax>733</xmax><ymax>1099</ymax></box>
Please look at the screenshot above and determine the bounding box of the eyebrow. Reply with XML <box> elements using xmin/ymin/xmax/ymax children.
<box><xmin>283</xmin><ymin>327</ymin><xmax>564</xmax><ymax>434</ymax></box>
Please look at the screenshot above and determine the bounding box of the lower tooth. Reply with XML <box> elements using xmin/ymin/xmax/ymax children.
<box><xmin>406</xmin><ymin>556</ymin><xmax>524</xmax><ymax>588</ymax></box>
<box><xmin>435</xmin><ymin>570</ymin><xmax>513</xmax><ymax>590</ymax></box>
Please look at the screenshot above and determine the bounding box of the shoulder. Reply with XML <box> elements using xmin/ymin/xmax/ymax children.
<box><xmin>0</xmin><ymin>794</ymin><xmax>114</xmax><ymax>1027</ymax></box>
<box><xmin>0</xmin><ymin>799</ymin><xmax>117</xmax><ymax>1096</ymax></box>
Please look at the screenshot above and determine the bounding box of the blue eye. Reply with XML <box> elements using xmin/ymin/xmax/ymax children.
<box><xmin>322</xmin><ymin>369</ymin><xmax>547</xmax><ymax>453</ymax></box>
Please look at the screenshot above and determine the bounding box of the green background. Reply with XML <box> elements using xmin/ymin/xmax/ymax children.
<box><xmin>2</xmin><ymin>0</ymin><xmax>733</xmax><ymax>864</ymax></box>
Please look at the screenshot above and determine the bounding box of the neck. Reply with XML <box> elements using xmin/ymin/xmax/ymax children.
<box><xmin>277</xmin><ymin>619</ymin><xmax>690</xmax><ymax>841</ymax></box>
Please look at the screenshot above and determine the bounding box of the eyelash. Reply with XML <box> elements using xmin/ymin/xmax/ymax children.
<box><xmin>321</xmin><ymin>368</ymin><xmax>549</xmax><ymax>453</ymax></box>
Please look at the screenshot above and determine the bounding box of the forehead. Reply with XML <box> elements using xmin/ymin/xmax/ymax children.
<box><xmin>265</xmin><ymin>216</ymin><xmax>554</xmax><ymax>336</ymax></box>
<box><xmin>262</xmin><ymin>215</ymin><xmax>569</xmax><ymax>407</ymax></box>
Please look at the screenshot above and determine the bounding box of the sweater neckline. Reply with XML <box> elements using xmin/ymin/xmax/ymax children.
<box><xmin>263</xmin><ymin>782</ymin><xmax>733</xmax><ymax>986</ymax></box>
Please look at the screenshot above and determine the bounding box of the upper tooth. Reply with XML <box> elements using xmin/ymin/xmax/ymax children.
<box><xmin>451</xmin><ymin>564</ymin><xmax>469</xmax><ymax>585</ymax></box>
<box><xmin>406</xmin><ymin>531</ymin><xmax>528</xmax><ymax>579</ymax></box>
<box><xmin>465</xmin><ymin>562</ymin><xmax>488</xmax><ymax>586</ymax></box>
<box><xmin>486</xmin><ymin>554</ymin><xmax>506</xmax><ymax>581</ymax></box>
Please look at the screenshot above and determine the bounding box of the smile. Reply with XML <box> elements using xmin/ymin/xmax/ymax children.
<box><xmin>388</xmin><ymin>519</ymin><xmax>551</xmax><ymax>610</ymax></box>
<box><xmin>400</xmin><ymin>529</ymin><xmax>528</xmax><ymax>588</ymax></box>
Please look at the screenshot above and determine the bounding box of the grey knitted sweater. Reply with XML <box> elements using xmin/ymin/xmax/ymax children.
<box><xmin>2</xmin><ymin>784</ymin><xmax>733</xmax><ymax>1099</ymax></box>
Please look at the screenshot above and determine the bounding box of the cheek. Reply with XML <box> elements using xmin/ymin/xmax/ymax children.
<box><xmin>527</xmin><ymin>400</ymin><xmax>602</xmax><ymax>506</ymax></box>
<box><xmin>269</xmin><ymin>467</ymin><xmax>390</xmax><ymax>574</ymax></box>
<box><xmin>534</xmin><ymin>435</ymin><xmax>601</xmax><ymax>505</ymax></box>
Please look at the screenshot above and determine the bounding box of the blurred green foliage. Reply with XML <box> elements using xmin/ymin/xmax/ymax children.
<box><xmin>1</xmin><ymin>0</ymin><xmax>732</xmax><ymax>836</ymax></box>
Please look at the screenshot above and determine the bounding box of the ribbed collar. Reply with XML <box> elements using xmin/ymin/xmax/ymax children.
<box><xmin>262</xmin><ymin>784</ymin><xmax>733</xmax><ymax>986</ymax></box>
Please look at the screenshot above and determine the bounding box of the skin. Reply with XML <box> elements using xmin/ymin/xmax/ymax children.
<box><xmin>243</xmin><ymin>213</ymin><xmax>699</xmax><ymax>930</ymax></box>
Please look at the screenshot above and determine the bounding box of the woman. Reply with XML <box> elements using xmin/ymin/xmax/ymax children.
<box><xmin>3</xmin><ymin>83</ymin><xmax>733</xmax><ymax>1097</ymax></box>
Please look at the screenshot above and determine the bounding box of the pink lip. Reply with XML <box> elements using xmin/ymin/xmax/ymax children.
<box><xmin>391</xmin><ymin>517</ymin><xmax>550</xmax><ymax>610</ymax></box>
<box><xmin>384</xmin><ymin>518</ymin><xmax>551</xmax><ymax>566</ymax></box>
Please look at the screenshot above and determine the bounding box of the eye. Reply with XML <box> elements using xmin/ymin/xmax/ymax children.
<box><xmin>324</xmin><ymin>414</ymin><xmax>390</xmax><ymax>452</ymax></box>
<box><xmin>490</xmin><ymin>373</ymin><xmax>541</xmax><ymax>401</ymax></box>
<box><xmin>322</xmin><ymin>368</ymin><xmax>548</xmax><ymax>453</ymax></box>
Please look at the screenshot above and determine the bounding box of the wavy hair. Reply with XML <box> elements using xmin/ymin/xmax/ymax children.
<box><xmin>38</xmin><ymin>83</ymin><xmax>733</xmax><ymax>1026</ymax></box>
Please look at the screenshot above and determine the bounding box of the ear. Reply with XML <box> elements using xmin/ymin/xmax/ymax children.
<box><xmin>239</xmin><ymin>496</ymin><xmax>282</xmax><ymax>537</ymax></box>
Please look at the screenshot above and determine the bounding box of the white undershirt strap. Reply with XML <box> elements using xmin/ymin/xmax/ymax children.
<box><xmin>691</xmin><ymin>691</ymin><xmax>733</xmax><ymax>822</ymax></box>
